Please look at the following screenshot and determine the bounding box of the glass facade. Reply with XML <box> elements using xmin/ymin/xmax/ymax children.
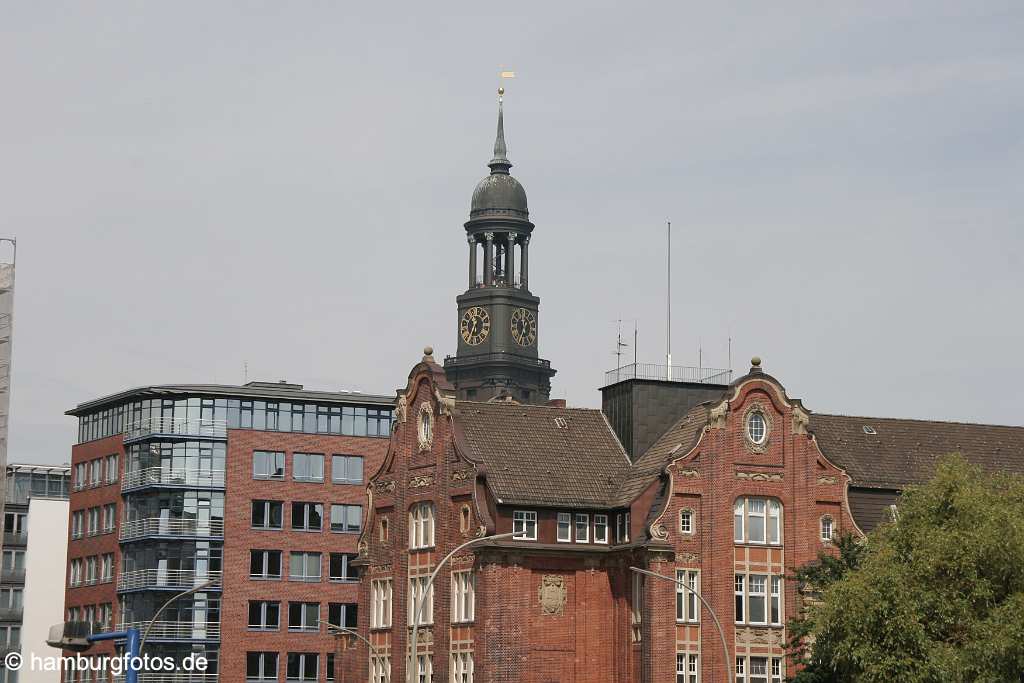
<box><xmin>77</xmin><ymin>394</ymin><xmax>393</xmax><ymax>444</ymax></box>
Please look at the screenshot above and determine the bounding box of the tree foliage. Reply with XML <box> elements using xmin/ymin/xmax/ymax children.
<box><xmin>787</xmin><ymin>454</ymin><xmax>1024</xmax><ymax>683</ymax></box>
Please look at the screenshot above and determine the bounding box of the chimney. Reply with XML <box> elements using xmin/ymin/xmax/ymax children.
<box><xmin>546</xmin><ymin>399</ymin><xmax>567</xmax><ymax>408</ymax></box>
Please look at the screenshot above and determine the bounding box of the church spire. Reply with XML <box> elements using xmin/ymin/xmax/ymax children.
<box><xmin>488</xmin><ymin>88</ymin><xmax>512</xmax><ymax>175</ymax></box>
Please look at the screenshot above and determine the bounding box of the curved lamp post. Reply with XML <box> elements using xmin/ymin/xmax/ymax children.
<box><xmin>326</xmin><ymin>621</ymin><xmax>381</xmax><ymax>683</ymax></box>
<box><xmin>139</xmin><ymin>577</ymin><xmax>220</xmax><ymax>654</ymax></box>
<box><xmin>630</xmin><ymin>566</ymin><xmax>732</xmax><ymax>683</ymax></box>
<box><xmin>407</xmin><ymin>531</ymin><xmax>522</xmax><ymax>683</ymax></box>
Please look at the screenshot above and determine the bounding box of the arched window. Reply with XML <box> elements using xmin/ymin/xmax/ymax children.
<box><xmin>409</xmin><ymin>502</ymin><xmax>435</xmax><ymax>549</ymax></box>
<box><xmin>734</xmin><ymin>497</ymin><xmax>782</xmax><ymax>545</ymax></box>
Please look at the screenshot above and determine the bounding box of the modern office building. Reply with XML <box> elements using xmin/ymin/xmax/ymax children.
<box><xmin>3</xmin><ymin>463</ymin><xmax>71</xmax><ymax>683</ymax></box>
<box><xmin>63</xmin><ymin>383</ymin><xmax>394</xmax><ymax>682</ymax></box>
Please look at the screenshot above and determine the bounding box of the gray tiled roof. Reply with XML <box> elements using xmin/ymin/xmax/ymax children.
<box><xmin>611</xmin><ymin>403</ymin><xmax>711</xmax><ymax>506</ymax></box>
<box><xmin>810</xmin><ymin>413</ymin><xmax>1024</xmax><ymax>489</ymax></box>
<box><xmin>454</xmin><ymin>401</ymin><xmax>631</xmax><ymax>507</ymax></box>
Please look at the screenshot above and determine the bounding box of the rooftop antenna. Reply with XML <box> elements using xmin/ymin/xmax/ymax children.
<box><xmin>614</xmin><ymin>319</ymin><xmax>629</xmax><ymax>370</ymax></box>
<box><xmin>728</xmin><ymin>334</ymin><xmax>732</xmax><ymax>374</ymax></box>
<box><xmin>698</xmin><ymin>337</ymin><xmax>702</xmax><ymax>371</ymax></box>
<box><xmin>244</xmin><ymin>361</ymin><xmax>248</xmax><ymax>385</ymax></box>
<box><xmin>666</xmin><ymin>219</ymin><xmax>672</xmax><ymax>380</ymax></box>
<box><xmin>634</xmin><ymin>320</ymin><xmax>638</xmax><ymax>368</ymax></box>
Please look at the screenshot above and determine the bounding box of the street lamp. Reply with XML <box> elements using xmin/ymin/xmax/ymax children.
<box><xmin>139</xmin><ymin>577</ymin><xmax>220</xmax><ymax>653</ymax></box>
<box><xmin>326</xmin><ymin>621</ymin><xmax>381</xmax><ymax>683</ymax></box>
<box><xmin>407</xmin><ymin>531</ymin><xmax>522</xmax><ymax>683</ymax></box>
<box><xmin>630</xmin><ymin>566</ymin><xmax>733</xmax><ymax>683</ymax></box>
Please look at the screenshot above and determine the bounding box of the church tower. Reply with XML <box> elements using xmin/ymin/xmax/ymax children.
<box><xmin>443</xmin><ymin>90</ymin><xmax>556</xmax><ymax>403</ymax></box>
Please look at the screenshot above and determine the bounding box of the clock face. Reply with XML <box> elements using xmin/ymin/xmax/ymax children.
<box><xmin>460</xmin><ymin>306</ymin><xmax>491</xmax><ymax>346</ymax></box>
<box><xmin>510</xmin><ymin>307</ymin><xmax>537</xmax><ymax>346</ymax></box>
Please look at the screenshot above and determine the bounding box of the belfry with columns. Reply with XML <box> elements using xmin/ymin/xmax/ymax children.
<box><xmin>443</xmin><ymin>89</ymin><xmax>556</xmax><ymax>404</ymax></box>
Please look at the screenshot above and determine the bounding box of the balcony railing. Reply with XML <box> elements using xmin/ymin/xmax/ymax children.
<box><xmin>113</xmin><ymin>675</ymin><xmax>218</xmax><ymax>683</ymax></box>
<box><xmin>124</xmin><ymin>417</ymin><xmax>227</xmax><ymax>443</ymax></box>
<box><xmin>117</xmin><ymin>620</ymin><xmax>221</xmax><ymax>641</ymax></box>
<box><xmin>122</xmin><ymin>467</ymin><xmax>225</xmax><ymax>492</ymax></box>
<box><xmin>120</xmin><ymin>518</ymin><xmax>225</xmax><ymax>542</ymax></box>
<box><xmin>2</xmin><ymin>532</ymin><xmax>27</xmax><ymax>547</ymax></box>
<box><xmin>117</xmin><ymin>569</ymin><xmax>222</xmax><ymax>592</ymax></box>
<box><xmin>604</xmin><ymin>363</ymin><xmax>733</xmax><ymax>386</ymax></box>
<box><xmin>0</xmin><ymin>607</ymin><xmax>23</xmax><ymax>621</ymax></box>
<box><xmin>0</xmin><ymin>569</ymin><xmax>25</xmax><ymax>584</ymax></box>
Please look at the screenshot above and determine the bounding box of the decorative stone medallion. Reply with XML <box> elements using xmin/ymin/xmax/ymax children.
<box><xmin>538</xmin><ymin>575</ymin><xmax>567</xmax><ymax>616</ymax></box>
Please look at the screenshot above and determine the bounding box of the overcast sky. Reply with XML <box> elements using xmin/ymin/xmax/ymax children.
<box><xmin>4</xmin><ymin>2</ymin><xmax>1023</xmax><ymax>465</ymax></box>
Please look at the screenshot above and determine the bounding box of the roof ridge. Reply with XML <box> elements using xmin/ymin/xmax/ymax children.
<box><xmin>454</xmin><ymin>400</ymin><xmax>599</xmax><ymax>413</ymax></box>
<box><xmin>815</xmin><ymin>412</ymin><xmax>1024</xmax><ymax>430</ymax></box>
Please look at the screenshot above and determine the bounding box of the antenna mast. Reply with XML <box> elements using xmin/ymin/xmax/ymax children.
<box><xmin>666</xmin><ymin>219</ymin><xmax>672</xmax><ymax>380</ymax></box>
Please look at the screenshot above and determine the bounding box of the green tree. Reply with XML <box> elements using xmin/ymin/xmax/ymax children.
<box><xmin>786</xmin><ymin>454</ymin><xmax>1024</xmax><ymax>683</ymax></box>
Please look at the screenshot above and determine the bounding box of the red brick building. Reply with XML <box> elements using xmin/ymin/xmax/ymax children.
<box><xmin>63</xmin><ymin>382</ymin><xmax>394</xmax><ymax>682</ymax></box>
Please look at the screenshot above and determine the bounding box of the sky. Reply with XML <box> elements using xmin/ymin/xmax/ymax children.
<box><xmin>3</xmin><ymin>2</ymin><xmax>1022</xmax><ymax>465</ymax></box>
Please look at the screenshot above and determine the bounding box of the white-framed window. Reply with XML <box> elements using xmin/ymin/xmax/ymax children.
<box><xmin>331</xmin><ymin>454</ymin><xmax>363</xmax><ymax>484</ymax></box>
<box><xmin>252</xmin><ymin>450</ymin><xmax>285</xmax><ymax>480</ymax></box>
<box><xmin>286</xmin><ymin>652</ymin><xmax>319</xmax><ymax>682</ymax></box>
<box><xmin>100</xmin><ymin>553</ymin><xmax>113</xmax><ymax>582</ymax></box>
<box><xmin>409</xmin><ymin>502</ymin><xmax>436</xmax><ymax>549</ymax></box>
<box><xmin>820</xmin><ymin>515</ymin><xmax>834</xmax><ymax>542</ymax></box>
<box><xmin>734</xmin><ymin>574</ymin><xmax>744</xmax><ymax>623</ymax></box>
<box><xmin>87</xmin><ymin>507</ymin><xmax>99</xmax><ymax>536</ymax></box>
<box><xmin>675</xmin><ymin>569</ymin><xmax>699</xmax><ymax>623</ymax></box>
<box><xmin>103</xmin><ymin>504</ymin><xmax>116</xmax><ymax>533</ymax></box>
<box><xmin>105</xmin><ymin>454</ymin><xmax>119</xmax><ymax>483</ymax></box>
<box><xmin>450</xmin><ymin>652</ymin><xmax>473</xmax><ymax>683</ymax></box>
<box><xmin>331</xmin><ymin>504</ymin><xmax>362</xmax><ymax>533</ymax></box>
<box><xmin>248</xmin><ymin>601</ymin><xmax>280</xmax><ymax>631</ymax></box>
<box><xmin>451</xmin><ymin>571</ymin><xmax>475</xmax><ymax>623</ymax></box>
<box><xmin>288</xmin><ymin>552</ymin><xmax>322</xmax><ymax>582</ymax></box>
<box><xmin>734</xmin><ymin>497</ymin><xmax>781</xmax><ymax>545</ymax></box>
<box><xmin>680</xmin><ymin>508</ymin><xmax>694</xmax><ymax>534</ymax></box>
<box><xmin>771</xmin><ymin>657</ymin><xmax>783</xmax><ymax>683</ymax></box>
<box><xmin>71</xmin><ymin>511</ymin><xmax>84</xmax><ymax>539</ymax></box>
<box><xmin>617</xmin><ymin>512</ymin><xmax>631</xmax><ymax>543</ymax></box>
<box><xmin>735</xmin><ymin>573</ymin><xmax>781</xmax><ymax>625</ymax></box>
<box><xmin>749</xmin><ymin>656</ymin><xmax>768</xmax><ymax>683</ymax></box>
<box><xmin>556</xmin><ymin>513</ymin><xmax>571</xmax><ymax>542</ymax></box>
<box><xmin>287</xmin><ymin>602</ymin><xmax>319</xmax><ymax>632</ymax></box>
<box><xmin>293</xmin><ymin>453</ymin><xmax>324</xmax><ymax>482</ymax></box>
<box><xmin>771</xmin><ymin>576</ymin><xmax>782</xmax><ymax>624</ymax></box>
<box><xmin>370</xmin><ymin>655</ymin><xmax>391</xmax><ymax>683</ymax></box>
<box><xmin>69</xmin><ymin>558</ymin><xmax>82</xmax><ymax>587</ymax></box>
<box><xmin>748</xmin><ymin>574</ymin><xmax>767</xmax><ymax>624</ymax></box>
<box><xmin>90</xmin><ymin>460</ymin><xmax>103</xmax><ymax>487</ymax></box>
<box><xmin>414</xmin><ymin>654</ymin><xmax>432</xmax><ymax>683</ymax></box>
<box><xmin>246</xmin><ymin>651</ymin><xmax>278</xmax><ymax>682</ymax></box>
<box><xmin>736</xmin><ymin>657</ymin><xmax>745</xmax><ymax>683</ymax></box>
<box><xmin>676</xmin><ymin>653</ymin><xmax>699</xmax><ymax>683</ymax></box>
<box><xmin>512</xmin><ymin>510</ymin><xmax>537</xmax><ymax>540</ymax></box>
<box><xmin>85</xmin><ymin>556</ymin><xmax>97</xmax><ymax>584</ymax></box>
<box><xmin>575</xmin><ymin>513</ymin><xmax>589</xmax><ymax>543</ymax></box>
<box><xmin>747</xmin><ymin>411</ymin><xmax>767</xmax><ymax>444</ymax></box>
<box><xmin>594</xmin><ymin>514</ymin><xmax>608</xmax><ymax>544</ymax></box>
<box><xmin>408</xmin><ymin>575</ymin><xmax>434</xmax><ymax>626</ymax></box>
<box><xmin>250</xmin><ymin>549</ymin><xmax>282</xmax><ymax>580</ymax></box>
<box><xmin>370</xmin><ymin>578</ymin><xmax>392</xmax><ymax>629</ymax></box>
<box><xmin>630</xmin><ymin>572</ymin><xmax>643</xmax><ymax>642</ymax></box>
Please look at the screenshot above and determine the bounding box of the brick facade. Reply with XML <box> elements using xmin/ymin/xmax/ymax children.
<box><xmin>353</xmin><ymin>356</ymin><xmax>858</xmax><ymax>683</ymax></box>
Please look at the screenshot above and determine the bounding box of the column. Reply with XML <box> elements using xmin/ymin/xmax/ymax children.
<box><xmin>483</xmin><ymin>232</ymin><xmax>494</xmax><ymax>286</ymax></box>
<box><xmin>468</xmin><ymin>235</ymin><xmax>477</xmax><ymax>288</ymax></box>
<box><xmin>507</xmin><ymin>233</ymin><xmax>516</xmax><ymax>287</ymax></box>
<box><xmin>520</xmin><ymin>235</ymin><xmax>530</xmax><ymax>290</ymax></box>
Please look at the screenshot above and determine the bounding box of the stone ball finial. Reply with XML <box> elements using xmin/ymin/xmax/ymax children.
<box><xmin>751</xmin><ymin>356</ymin><xmax>762</xmax><ymax>368</ymax></box>
<box><xmin>423</xmin><ymin>345</ymin><xmax>434</xmax><ymax>357</ymax></box>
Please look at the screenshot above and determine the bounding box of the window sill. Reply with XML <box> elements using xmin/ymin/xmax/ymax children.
<box><xmin>287</xmin><ymin>627</ymin><xmax>320</xmax><ymax>633</ymax></box>
<box><xmin>247</xmin><ymin>626</ymin><xmax>280</xmax><ymax>632</ymax></box>
<box><xmin>288</xmin><ymin>577</ymin><xmax>322</xmax><ymax>583</ymax></box>
<box><xmin>332</xmin><ymin>480</ymin><xmax>364</xmax><ymax>486</ymax></box>
<box><xmin>251</xmin><ymin>527</ymin><xmax>284</xmax><ymax>532</ymax></box>
<box><xmin>292</xmin><ymin>479</ymin><xmax>325</xmax><ymax>484</ymax></box>
<box><xmin>292</xmin><ymin>528</ymin><xmax>324</xmax><ymax>533</ymax></box>
<box><xmin>329</xmin><ymin>578</ymin><xmax>359</xmax><ymax>584</ymax></box>
<box><xmin>249</xmin><ymin>576</ymin><xmax>282</xmax><ymax>581</ymax></box>
<box><xmin>331</xmin><ymin>529</ymin><xmax>361</xmax><ymax>535</ymax></box>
